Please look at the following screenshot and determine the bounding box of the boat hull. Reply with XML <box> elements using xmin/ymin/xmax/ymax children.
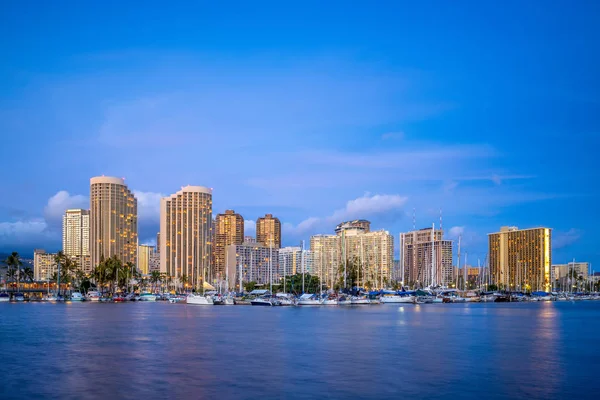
<box><xmin>297</xmin><ymin>300</ymin><xmax>321</xmax><ymax>306</ymax></box>
<box><xmin>380</xmin><ymin>296</ymin><xmax>414</xmax><ymax>303</ymax></box>
<box><xmin>251</xmin><ymin>300</ymin><xmax>273</xmax><ymax>306</ymax></box>
<box><xmin>186</xmin><ymin>295</ymin><xmax>213</xmax><ymax>305</ymax></box>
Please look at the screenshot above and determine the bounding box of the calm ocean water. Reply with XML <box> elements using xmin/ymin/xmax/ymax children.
<box><xmin>0</xmin><ymin>302</ymin><xmax>598</xmax><ymax>400</ymax></box>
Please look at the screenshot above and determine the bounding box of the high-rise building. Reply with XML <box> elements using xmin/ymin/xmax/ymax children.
<box><xmin>278</xmin><ymin>246</ymin><xmax>303</xmax><ymax>277</ymax></box>
<box><xmin>401</xmin><ymin>227</ymin><xmax>453</xmax><ymax>287</ymax></box>
<box><xmin>90</xmin><ymin>176</ymin><xmax>138</xmax><ymax>269</ymax></box>
<box><xmin>244</xmin><ymin>236</ymin><xmax>256</xmax><ymax>243</ymax></box>
<box><xmin>335</xmin><ymin>219</ymin><xmax>371</xmax><ymax>235</ymax></box>
<box><xmin>214</xmin><ymin>210</ymin><xmax>244</xmax><ymax>280</ymax></box>
<box><xmin>226</xmin><ymin>241</ymin><xmax>279</xmax><ymax>289</ymax></box>
<box><xmin>551</xmin><ymin>262</ymin><xmax>589</xmax><ymax>282</ymax></box>
<box><xmin>138</xmin><ymin>244</ymin><xmax>154</xmax><ymax>275</ymax></box>
<box><xmin>62</xmin><ymin>209</ymin><xmax>91</xmax><ymax>274</ymax></box>
<box><xmin>149</xmin><ymin>252</ymin><xmax>160</xmax><ymax>273</ymax></box>
<box><xmin>311</xmin><ymin>224</ymin><xmax>395</xmax><ymax>289</ymax></box>
<box><xmin>160</xmin><ymin>186</ymin><xmax>212</xmax><ymax>288</ymax></box>
<box><xmin>310</xmin><ymin>234</ymin><xmax>340</xmax><ymax>287</ymax></box>
<box><xmin>156</xmin><ymin>232</ymin><xmax>161</xmax><ymax>254</ymax></box>
<box><xmin>256</xmin><ymin>214</ymin><xmax>281</xmax><ymax>248</ymax></box>
<box><xmin>34</xmin><ymin>249</ymin><xmax>57</xmax><ymax>281</ymax></box>
<box><xmin>488</xmin><ymin>226</ymin><xmax>552</xmax><ymax>291</ymax></box>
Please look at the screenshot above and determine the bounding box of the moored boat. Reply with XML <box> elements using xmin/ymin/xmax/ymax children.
<box><xmin>337</xmin><ymin>295</ymin><xmax>352</xmax><ymax>305</ymax></box>
<box><xmin>350</xmin><ymin>295</ymin><xmax>370</xmax><ymax>305</ymax></box>
<box><xmin>139</xmin><ymin>293</ymin><xmax>157</xmax><ymax>302</ymax></box>
<box><xmin>71</xmin><ymin>292</ymin><xmax>85</xmax><ymax>301</ymax></box>
<box><xmin>87</xmin><ymin>290</ymin><xmax>101</xmax><ymax>302</ymax></box>
<box><xmin>297</xmin><ymin>293</ymin><xmax>321</xmax><ymax>306</ymax></box>
<box><xmin>0</xmin><ymin>293</ymin><xmax>9</xmax><ymax>302</ymax></box>
<box><xmin>186</xmin><ymin>293</ymin><xmax>213</xmax><ymax>305</ymax></box>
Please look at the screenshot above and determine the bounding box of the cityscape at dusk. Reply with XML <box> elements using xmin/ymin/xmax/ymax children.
<box><xmin>1</xmin><ymin>2</ymin><xmax>599</xmax><ymax>399</ymax></box>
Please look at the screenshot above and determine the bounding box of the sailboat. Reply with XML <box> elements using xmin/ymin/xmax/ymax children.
<box><xmin>42</xmin><ymin>266</ymin><xmax>57</xmax><ymax>302</ymax></box>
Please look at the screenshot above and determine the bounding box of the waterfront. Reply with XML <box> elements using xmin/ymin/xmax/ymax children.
<box><xmin>1</xmin><ymin>302</ymin><xmax>599</xmax><ymax>399</ymax></box>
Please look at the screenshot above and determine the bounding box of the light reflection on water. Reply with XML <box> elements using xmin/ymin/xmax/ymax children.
<box><xmin>0</xmin><ymin>302</ymin><xmax>599</xmax><ymax>400</ymax></box>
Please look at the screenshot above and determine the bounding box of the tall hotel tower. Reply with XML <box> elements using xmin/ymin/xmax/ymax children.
<box><xmin>90</xmin><ymin>176</ymin><xmax>138</xmax><ymax>268</ymax></box>
<box><xmin>256</xmin><ymin>213</ymin><xmax>281</xmax><ymax>248</ymax></box>
<box><xmin>489</xmin><ymin>226</ymin><xmax>551</xmax><ymax>292</ymax></box>
<box><xmin>214</xmin><ymin>210</ymin><xmax>244</xmax><ymax>280</ymax></box>
<box><xmin>62</xmin><ymin>209</ymin><xmax>91</xmax><ymax>273</ymax></box>
<box><xmin>160</xmin><ymin>186</ymin><xmax>213</xmax><ymax>288</ymax></box>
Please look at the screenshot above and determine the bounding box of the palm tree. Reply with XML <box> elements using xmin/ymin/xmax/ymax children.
<box><xmin>22</xmin><ymin>267</ymin><xmax>34</xmax><ymax>283</ymax></box>
<box><xmin>150</xmin><ymin>271</ymin><xmax>161</xmax><ymax>293</ymax></box>
<box><xmin>5</xmin><ymin>252</ymin><xmax>23</xmax><ymax>291</ymax></box>
<box><xmin>181</xmin><ymin>274</ymin><xmax>189</xmax><ymax>293</ymax></box>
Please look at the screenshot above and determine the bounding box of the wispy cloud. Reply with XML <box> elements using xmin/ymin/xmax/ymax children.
<box><xmin>553</xmin><ymin>228</ymin><xmax>582</xmax><ymax>249</ymax></box>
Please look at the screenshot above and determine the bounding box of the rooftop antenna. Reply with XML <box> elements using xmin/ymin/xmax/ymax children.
<box><xmin>439</xmin><ymin>208</ymin><xmax>443</xmax><ymax>234</ymax></box>
<box><xmin>412</xmin><ymin>208</ymin><xmax>416</xmax><ymax>230</ymax></box>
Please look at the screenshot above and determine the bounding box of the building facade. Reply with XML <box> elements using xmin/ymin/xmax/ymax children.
<box><xmin>226</xmin><ymin>241</ymin><xmax>279</xmax><ymax>289</ymax></box>
<box><xmin>488</xmin><ymin>226</ymin><xmax>552</xmax><ymax>291</ymax></box>
<box><xmin>137</xmin><ymin>244</ymin><xmax>154</xmax><ymax>275</ymax></box>
<box><xmin>310</xmin><ymin>234</ymin><xmax>341</xmax><ymax>288</ymax></box>
<box><xmin>401</xmin><ymin>227</ymin><xmax>453</xmax><ymax>288</ymax></box>
<box><xmin>160</xmin><ymin>186</ymin><xmax>212</xmax><ymax>288</ymax></box>
<box><xmin>335</xmin><ymin>219</ymin><xmax>371</xmax><ymax>235</ymax></box>
<box><xmin>214</xmin><ymin>210</ymin><xmax>244</xmax><ymax>281</ymax></box>
<box><xmin>278</xmin><ymin>246</ymin><xmax>303</xmax><ymax>277</ymax></box>
<box><xmin>256</xmin><ymin>214</ymin><xmax>281</xmax><ymax>248</ymax></box>
<box><xmin>34</xmin><ymin>249</ymin><xmax>57</xmax><ymax>282</ymax></box>
<box><xmin>62</xmin><ymin>208</ymin><xmax>91</xmax><ymax>273</ymax></box>
<box><xmin>90</xmin><ymin>176</ymin><xmax>138</xmax><ymax>269</ymax></box>
<box><xmin>551</xmin><ymin>262</ymin><xmax>590</xmax><ymax>281</ymax></box>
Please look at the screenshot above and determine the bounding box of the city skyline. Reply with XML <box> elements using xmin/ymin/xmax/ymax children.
<box><xmin>0</xmin><ymin>2</ymin><xmax>598</xmax><ymax>268</ymax></box>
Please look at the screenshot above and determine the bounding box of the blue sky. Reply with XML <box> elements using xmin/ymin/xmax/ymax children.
<box><xmin>0</xmin><ymin>1</ymin><xmax>598</xmax><ymax>268</ymax></box>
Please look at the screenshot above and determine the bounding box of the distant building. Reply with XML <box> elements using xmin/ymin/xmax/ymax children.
<box><xmin>311</xmin><ymin>222</ymin><xmax>394</xmax><ymax>289</ymax></box>
<box><xmin>256</xmin><ymin>214</ymin><xmax>281</xmax><ymax>248</ymax></box>
<box><xmin>335</xmin><ymin>219</ymin><xmax>371</xmax><ymax>235</ymax></box>
<box><xmin>552</xmin><ymin>262</ymin><xmax>590</xmax><ymax>281</ymax></box>
<box><xmin>149</xmin><ymin>252</ymin><xmax>160</xmax><ymax>273</ymax></box>
<box><xmin>278</xmin><ymin>247</ymin><xmax>303</xmax><ymax>277</ymax></box>
<box><xmin>489</xmin><ymin>226</ymin><xmax>551</xmax><ymax>291</ymax></box>
<box><xmin>226</xmin><ymin>241</ymin><xmax>279</xmax><ymax>289</ymax></box>
<box><xmin>214</xmin><ymin>210</ymin><xmax>244</xmax><ymax>281</ymax></box>
<box><xmin>34</xmin><ymin>249</ymin><xmax>57</xmax><ymax>281</ymax></box>
<box><xmin>62</xmin><ymin>208</ymin><xmax>91</xmax><ymax>274</ymax></box>
<box><xmin>244</xmin><ymin>236</ymin><xmax>256</xmax><ymax>243</ymax></box>
<box><xmin>138</xmin><ymin>244</ymin><xmax>154</xmax><ymax>275</ymax></box>
<box><xmin>401</xmin><ymin>227</ymin><xmax>453</xmax><ymax>287</ymax></box>
<box><xmin>90</xmin><ymin>176</ymin><xmax>138</xmax><ymax>268</ymax></box>
<box><xmin>160</xmin><ymin>186</ymin><xmax>212</xmax><ymax>287</ymax></box>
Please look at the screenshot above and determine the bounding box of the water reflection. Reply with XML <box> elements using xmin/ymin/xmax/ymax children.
<box><xmin>0</xmin><ymin>302</ymin><xmax>598</xmax><ymax>400</ymax></box>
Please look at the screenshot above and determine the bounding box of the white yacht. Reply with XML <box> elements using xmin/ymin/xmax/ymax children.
<box><xmin>13</xmin><ymin>293</ymin><xmax>25</xmax><ymax>302</ymax></box>
<box><xmin>297</xmin><ymin>293</ymin><xmax>321</xmax><ymax>306</ymax></box>
<box><xmin>139</xmin><ymin>293</ymin><xmax>158</xmax><ymax>302</ymax></box>
<box><xmin>320</xmin><ymin>295</ymin><xmax>338</xmax><ymax>305</ymax></box>
<box><xmin>87</xmin><ymin>290</ymin><xmax>101</xmax><ymax>302</ymax></box>
<box><xmin>380</xmin><ymin>293</ymin><xmax>414</xmax><ymax>304</ymax></box>
<box><xmin>71</xmin><ymin>292</ymin><xmax>85</xmax><ymax>301</ymax></box>
<box><xmin>250</xmin><ymin>295</ymin><xmax>274</xmax><ymax>306</ymax></box>
<box><xmin>186</xmin><ymin>293</ymin><xmax>213</xmax><ymax>305</ymax></box>
<box><xmin>337</xmin><ymin>295</ymin><xmax>352</xmax><ymax>305</ymax></box>
<box><xmin>42</xmin><ymin>294</ymin><xmax>58</xmax><ymax>302</ymax></box>
<box><xmin>276</xmin><ymin>293</ymin><xmax>296</xmax><ymax>306</ymax></box>
<box><xmin>0</xmin><ymin>293</ymin><xmax>9</xmax><ymax>302</ymax></box>
<box><xmin>350</xmin><ymin>295</ymin><xmax>371</xmax><ymax>305</ymax></box>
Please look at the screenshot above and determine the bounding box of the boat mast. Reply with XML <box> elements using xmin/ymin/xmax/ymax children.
<box><xmin>464</xmin><ymin>252</ymin><xmax>468</xmax><ymax>291</ymax></box>
<box><xmin>360</xmin><ymin>236</ymin><xmax>364</xmax><ymax>290</ymax></box>
<box><xmin>457</xmin><ymin>235</ymin><xmax>461</xmax><ymax>289</ymax></box>
<box><xmin>430</xmin><ymin>223</ymin><xmax>435</xmax><ymax>288</ymax></box>
<box><xmin>269</xmin><ymin>242</ymin><xmax>273</xmax><ymax>294</ymax></box>
<box><xmin>301</xmin><ymin>240</ymin><xmax>305</xmax><ymax>294</ymax></box>
<box><xmin>225</xmin><ymin>248</ymin><xmax>229</xmax><ymax>293</ymax></box>
<box><xmin>400</xmin><ymin>232</ymin><xmax>404</xmax><ymax>289</ymax></box>
<box><xmin>343</xmin><ymin>230</ymin><xmax>347</xmax><ymax>290</ymax></box>
<box><xmin>283</xmin><ymin>253</ymin><xmax>286</xmax><ymax>293</ymax></box>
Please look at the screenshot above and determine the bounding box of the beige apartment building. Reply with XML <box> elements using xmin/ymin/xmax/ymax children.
<box><xmin>213</xmin><ymin>210</ymin><xmax>244</xmax><ymax>281</ymax></box>
<box><xmin>62</xmin><ymin>208</ymin><xmax>91</xmax><ymax>274</ymax></box>
<box><xmin>488</xmin><ymin>226</ymin><xmax>552</xmax><ymax>291</ymax></box>
<box><xmin>256</xmin><ymin>214</ymin><xmax>281</xmax><ymax>248</ymax></box>
<box><xmin>137</xmin><ymin>244</ymin><xmax>155</xmax><ymax>275</ymax></box>
<box><xmin>90</xmin><ymin>176</ymin><xmax>138</xmax><ymax>268</ymax></box>
<box><xmin>34</xmin><ymin>249</ymin><xmax>58</xmax><ymax>281</ymax></box>
<box><xmin>401</xmin><ymin>227</ymin><xmax>453</xmax><ymax>287</ymax></box>
<box><xmin>160</xmin><ymin>186</ymin><xmax>213</xmax><ymax>288</ymax></box>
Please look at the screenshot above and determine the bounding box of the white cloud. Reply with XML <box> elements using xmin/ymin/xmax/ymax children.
<box><xmin>133</xmin><ymin>190</ymin><xmax>164</xmax><ymax>223</ymax></box>
<box><xmin>244</xmin><ymin>220</ymin><xmax>256</xmax><ymax>237</ymax></box>
<box><xmin>553</xmin><ymin>228</ymin><xmax>581</xmax><ymax>249</ymax></box>
<box><xmin>43</xmin><ymin>191</ymin><xmax>88</xmax><ymax>226</ymax></box>
<box><xmin>448</xmin><ymin>226</ymin><xmax>465</xmax><ymax>239</ymax></box>
<box><xmin>283</xmin><ymin>193</ymin><xmax>408</xmax><ymax>237</ymax></box>
<box><xmin>329</xmin><ymin>194</ymin><xmax>407</xmax><ymax>222</ymax></box>
<box><xmin>0</xmin><ymin>219</ymin><xmax>48</xmax><ymax>237</ymax></box>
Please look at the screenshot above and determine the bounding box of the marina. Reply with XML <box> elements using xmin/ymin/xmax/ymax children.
<box><xmin>1</xmin><ymin>301</ymin><xmax>598</xmax><ymax>400</ymax></box>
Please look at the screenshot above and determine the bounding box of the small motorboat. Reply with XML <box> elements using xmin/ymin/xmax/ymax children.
<box><xmin>0</xmin><ymin>293</ymin><xmax>10</xmax><ymax>302</ymax></box>
<box><xmin>251</xmin><ymin>295</ymin><xmax>275</xmax><ymax>306</ymax></box>
<box><xmin>87</xmin><ymin>290</ymin><xmax>101</xmax><ymax>302</ymax></box>
<box><xmin>42</xmin><ymin>294</ymin><xmax>58</xmax><ymax>302</ymax></box>
<box><xmin>113</xmin><ymin>294</ymin><xmax>127</xmax><ymax>302</ymax></box>
<box><xmin>380</xmin><ymin>293</ymin><xmax>414</xmax><ymax>304</ymax></box>
<box><xmin>71</xmin><ymin>292</ymin><xmax>85</xmax><ymax>301</ymax></box>
<box><xmin>276</xmin><ymin>293</ymin><xmax>297</xmax><ymax>306</ymax></box>
<box><xmin>186</xmin><ymin>293</ymin><xmax>213</xmax><ymax>305</ymax></box>
<box><xmin>13</xmin><ymin>293</ymin><xmax>25</xmax><ymax>302</ymax></box>
<box><xmin>138</xmin><ymin>293</ymin><xmax>157</xmax><ymax>302</ymax></box>
<box><xmin>125</xmin><ymin>293</ymin><xmax>137</xmax><ymax>301</ymax></box>
<box><xmin>320</xmin><ymin>294</ymin><xmax>338</xmax><ymax>305</ymax></box>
